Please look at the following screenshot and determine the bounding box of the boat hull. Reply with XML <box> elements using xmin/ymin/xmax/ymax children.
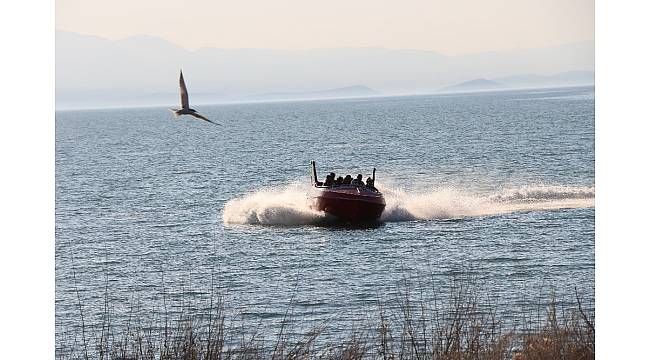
<box><xmin>311</xmin><ymin>187</ymin><xmax>386</xmax><ymax>223</ymax></box>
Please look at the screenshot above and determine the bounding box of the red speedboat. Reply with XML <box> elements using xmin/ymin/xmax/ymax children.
<box><xmin>309</xmin><ymin>161</ymin><xmax>386</xmax><ymax>223</ymax></box>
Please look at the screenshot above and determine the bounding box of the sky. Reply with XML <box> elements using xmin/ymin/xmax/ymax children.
<box><xmin>56</xmin><ymin>0</ymin><xmax>594</xmax><ymax>55</ymax></box>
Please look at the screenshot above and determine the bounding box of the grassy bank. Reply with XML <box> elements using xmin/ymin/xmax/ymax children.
<box><xmin>57</xmin><ymin>278</ymin><xmax>594</xmax><ymax>360</ymax></box>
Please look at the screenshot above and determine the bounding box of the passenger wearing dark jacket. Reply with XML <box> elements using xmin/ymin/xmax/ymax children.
<box><xmin>323</xmin><ymin>174</ymin><xmax>333</xmax><ymax>186</ymax></box>
<box><xmin>365</xmin><ymin>177</ymin><xmax>377</xmax><ymax>191</ymax></box>
<box><xmin>351</xmin><ymin>174</ymin><xmax>363</xmax><ymax>186</ymax></box>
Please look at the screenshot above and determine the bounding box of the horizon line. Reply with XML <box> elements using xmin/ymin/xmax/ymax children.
<box><xmin>55</xmin><ymin>84</ymin><xmax>595</xmax><ymax>112</ymax></box>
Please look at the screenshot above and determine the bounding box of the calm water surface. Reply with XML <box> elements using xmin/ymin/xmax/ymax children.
<box><xmin>55</xmin><ymin>87</ymin><xmax>595</xmax><ymax>344</ymax></box>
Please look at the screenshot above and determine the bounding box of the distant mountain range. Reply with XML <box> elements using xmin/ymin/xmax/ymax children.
<box><xmin>439</xmin><ymin>79</ymin><xmax>508</xmax><ymax>93</ymax></box>
<box><xmin>438</xmin><ymin>71</ymin><xmax>594</xmax><ymax>93</ymax></box>
<box><xmin>56</xmin><ymin>31</ymin><xmax>594</xmax><ymax>109</ymax></box>
<box><xmin>493</xmin><ymin>71</ymin><xmax>595</xmax><ymax>88</ymax></box>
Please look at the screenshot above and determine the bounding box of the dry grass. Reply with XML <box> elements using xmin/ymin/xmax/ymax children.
<box><xmin>57</xmin><ymin>278</ymin><xmax>594</xmax><ymax>360</ymax></box>
<box><xmin>513</xmin><ymin>289</ymin><xmax>595</xmax><ymax>360</ymax></box>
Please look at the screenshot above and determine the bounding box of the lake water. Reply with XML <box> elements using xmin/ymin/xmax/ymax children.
<box><xmin>55</xmin><ymin>86</ymin><xmax>595</xmax><ymax>349</ymax></box>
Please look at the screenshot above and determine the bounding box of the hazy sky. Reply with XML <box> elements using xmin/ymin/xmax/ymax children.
<box><xmin>57</xmin><ymin>0</ymin><xmax>593</xmax><ymax>55</ymax></box>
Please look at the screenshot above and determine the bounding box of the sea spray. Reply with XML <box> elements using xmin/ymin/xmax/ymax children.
<box><xmin>488</xmin><ymin>185</ymin><xmax>595</xmax><ymax>202</ymax></box>
<box><xmin>223</xmin><ymin>181</ymin><xmax>595</xmax><ymax>226</ymax></box>
<box><xmin>380</xmin><ymin>186</ymin><xmax>489</xmax><ymax>221</ymax></box>
<box><xmin>381</xmin><ymin>184</ymin><xmax>594</xmax><ymax>221</ymax></box>
<box><xmin>222</xmin><ymin>183</ymin><xmax>327</xmax><ymax>225</ymax></box>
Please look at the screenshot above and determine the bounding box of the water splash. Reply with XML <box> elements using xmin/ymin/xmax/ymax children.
<box><xmin>222</xmin><ymin>182</ymin><xmax>594</xmax><ymax>226</ymax></box>
<box><xmin>381</xmin><ymin>185</ymin><xmax>594</xmax><ymax>222</ymax></box>
<box><xmin>222</xmin><ymin>183</ymin><xmax>327</xmax><ymax>226</ymax></box>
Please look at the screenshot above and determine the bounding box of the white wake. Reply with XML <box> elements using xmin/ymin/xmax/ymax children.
<box><xmin>222</xmin><ymin>182</ymin><xmax>594</xmax><ymax>226</ymax></box>
<box><xmin>222</xmin><ymin>183</ymin><xmax>326</xmax><ymax>226</ymax></box>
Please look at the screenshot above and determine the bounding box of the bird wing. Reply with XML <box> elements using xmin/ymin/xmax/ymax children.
<box><xmin>189</xmin><ymin>112</ymin><xmax>219</xmax><ymax>125</ymax></box>
<box><xmin>179</xmin><ymin>71</ymin><xmax>189</xmax><ymax>110</ymax></box>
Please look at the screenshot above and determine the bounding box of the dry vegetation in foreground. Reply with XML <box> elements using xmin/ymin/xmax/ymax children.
<box><xmin>57</xmin><ymin>278</ymin><xmax>594</xmax><ymax>360</ymax></box>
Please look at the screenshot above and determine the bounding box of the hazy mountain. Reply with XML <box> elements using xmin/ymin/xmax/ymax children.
<box><xmin>437</xmin><ymin>71</ymin><xmax>595</xmax><ymax>94</ymax></box>
<box><xmin>493</xmin><ymin>70</ymin><xmax>594</xmax><ymax>88</ymax></box>
<box><xmin>56</xmin><ymin>31</ymin><xmax>594</xmax><ymax>109</ymax></box>
<box><xmin>438</xmin><ymin>79</ymin><xmax>507</xmax><ymax>93</ymax></box>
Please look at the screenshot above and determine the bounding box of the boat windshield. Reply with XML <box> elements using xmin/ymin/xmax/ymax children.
<box><xmin>311</xmin><ymin>161</ymin><xmax>378</xmax><ymax>192</ymax></box>
<box><xmin>315</xmin><ymin>182</ymin><xmax>379</xmax><ymax>193</ymax></box>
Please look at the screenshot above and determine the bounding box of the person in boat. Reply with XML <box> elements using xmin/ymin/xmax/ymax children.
<box><xmin>335</xmin><ymin>176</ymin><xmax>343</xmax><ymax>185</ymax></box>
<box><xmin>324</xmin><ymin>172</ymin><xmax>336</xmax><ymax>187</ymax></box>
<box><xmin>366</xmin><ymin>177</ymin><xmax>377</xmax><ymax>191</ymax></box>
<box><xmin>351</xmin><ymin>174</ymin><xmax>363</xmax><ymax>186</ymax></box>
<box><xmin>343</xmin><ymin>175</ymin><xmax>352</xmax><ymax>185</ymax></box>
<box><xmin>323</xmin><ymin>174</ymin><xmax>333</xmax><ymax>186</ymax></box>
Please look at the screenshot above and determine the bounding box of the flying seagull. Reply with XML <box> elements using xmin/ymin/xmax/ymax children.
<box><xmin>169</xmin><ymin>70</ymin><xmax>218</xmax><ymax>125</ymax></box>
